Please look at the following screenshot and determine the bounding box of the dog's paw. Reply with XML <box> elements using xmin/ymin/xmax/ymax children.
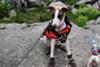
<box><xmin>40</xmin><ymin>36</ymin><xmax>47</xmax><ymax>43</ymax></box>
<box><xmin>40</xmin><ymin>37</ymin><xmax>43</xmax><ymax>41</ymax></box>
<box><xmin>69</xmin><ymin>59</ymin><xmax>77</xmax><ymax>67</ymax></box>
<box><xmin>48</xmin><ymin>58</ymin><xmax>55</xmax><ymax>67</ymax></box>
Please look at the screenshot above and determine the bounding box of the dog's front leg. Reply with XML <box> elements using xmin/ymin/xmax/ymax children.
<box><xmin>48</xmin><ymin>39</ymin><xmax>56</xmax><ymax>67</ymax></box>
<box><xmin>65</xmin><ymin>38</ymin><xmax>77</xmax><ymax>67</ymax></box>
<box><xmin>40</xmin><ymin>35</ymin><xmax>48</xmax><ymax>44</ymax></box>
<box><xmin>49</xmin><ymin>39</ymin><xmax>56</xmax><ymax>64</ymax></box>
<box><xmin>65</xmin><ymin>38</ymin><xmax>72</xmax><ymax>56</ymax></box>
<box><xmin>50</xmin><ymin>39</ymin><xmax>56</xmax><ymax>58</ymax></box>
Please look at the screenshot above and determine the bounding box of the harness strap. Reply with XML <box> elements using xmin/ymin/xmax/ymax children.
<box><xmin>45</xmin><ymin>31</ymin><xmax>57</xmax><ymax>39</ymax></box>
<box><xmin>44</xmin><ymin>25</ymin><xmax>71</xmax><ymax>39</ymax></box>
<box><xmin>59</xmin><ymin>26</ymin><xmax>70</xmax><ymax>34</ymax></box>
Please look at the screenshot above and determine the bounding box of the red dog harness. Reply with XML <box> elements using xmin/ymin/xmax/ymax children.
<box><xmin>44</xmin><ymin>25</ymin><xmax>71</xmax><ymax>39</ymax></box>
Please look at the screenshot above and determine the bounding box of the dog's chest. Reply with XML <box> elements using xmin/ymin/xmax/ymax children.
<box><xmin>55</xmin><ymin>21</ymin><xmax>66</xmax><ymax>32</ymax></box>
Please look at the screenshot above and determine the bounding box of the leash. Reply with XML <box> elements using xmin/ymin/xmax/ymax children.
<box><xmin>15</xmin><ymin>22</ymin><xmax>50</xmax><ymax>67</ymax></box>
<box><xmin>15</xmin><ymin>35</ymin><xmax>42</xmax><ymax>67</ymax></box>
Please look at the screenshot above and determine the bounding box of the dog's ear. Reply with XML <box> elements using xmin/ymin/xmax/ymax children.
<box><xmin>48</xmin><ymin>6</ymin><xmax>55</xmax><ymax>14</ymax></box>
<box><xmin>48</xmin><ymin>6</ymin><xmax>55</xmax><ymax>11</ymax></box>
<box><xmin>61</xmin><ymin>7</ymin><xmax>68</xmax><ymax>12</ymax></box>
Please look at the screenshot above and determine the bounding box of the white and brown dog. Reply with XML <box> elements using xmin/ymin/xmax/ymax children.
<box><xmin>41</xmin><ymin>1</ymin><xmax>76</xmax><ymax>67</ymax></box>
<box><xmin>87</xmin><ymin>35</ymin><xmax>100</xmax><ymax>67</ymax></box>
<box><xmin>87</xmin><ymin>54</ymin><xmax>100</xmax><ymax>67</ymax></box>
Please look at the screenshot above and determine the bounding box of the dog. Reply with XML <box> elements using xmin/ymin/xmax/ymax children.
<box><xmin>87</xmin><ymin>45</ymin><xmax>100</xmax><ymax>67</ymax></box>
<box><xmin>87</xmin><ymin>54</ymin><xmax>100</xmax><ymax>67</ymax></box>
<box><xmin>40</xmin><ymin>1</ymin><xmax>76</xmax><ymax>67</ymax></box>
<box><xmin>87</xmin><ymin>34</ymin><xmax>100</xmax><ymax>67</ymax></box>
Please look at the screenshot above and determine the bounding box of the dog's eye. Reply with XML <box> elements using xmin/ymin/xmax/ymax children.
<box><xmin>52</xmin><ymin>14</ymin><xmax>54</xmax><ymax>18</ymax></box>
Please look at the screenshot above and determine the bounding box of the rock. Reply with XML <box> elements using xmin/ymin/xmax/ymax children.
<box><xmin>0</xmin><ymin>22</ymin><xmax>48</xmax><ymax>67</ymax></box>
<box><xmin>96</xmin><ymin>17</ymin><xmax>100</xmax><ymax>24</ymax></box>
<box><xmin>0</xmin><ymin>22</ymin><xmax>100</xmax><ymax>67</ymax></box>
<box><xmin>70</xmin><ymin>5</ymin><xmax>77</xmax><ymax>14</ymax></box>
<box><xmin>0</xmin><ymin>24</ymin><xmax>6</xmax><ymax>29</ymax></box>
<box><xmin>93</xmin><ymin>2</ymin><xmax>100</xmax><ymax>10</ymax></box>
<box><xmin>9</xmin><ymin>10</ymin><xmax>16</xmax><ymax>17</ymax></box>
<box><xmin>75</xmin><ymin>0</ymin><xmax>100</xmax><ymax>10</ymax></box>
<box><xmin>5</xmin><ymin>23</ymin><xmax>28</xmax><ymax>30</ymax></box>
<box><xmin>88</xmin><ymin>24</ymin><xmax>100</xmax><ymax>35</ymax></box>
<box><xmin>0</xmin><ymin>24</ymin><xmax>6</xmax><ymax>28</ymax></box>
<box><xmin>28</xmin><ymin>0</ymin><xmax>43</xmax><ymax>6</ymax></box>
<box><xmin>76</xmin><ymin>0</ymin><xmax>91</xmax><ymax>4</ymax></box>
<box><xmin>87</xmin><ymin>20</ymin><xmax>96</xmax><ymax>25</ymax></box>
<box><xmin>6</xmin><ymin>23</ymin><xmax>22</xmax><ymax>30</ymax></box>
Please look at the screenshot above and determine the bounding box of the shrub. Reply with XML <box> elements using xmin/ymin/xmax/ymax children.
<box><xmin>62</xmin><ymin>0</ymin><xmax>77</xmax><ymax>5</ymax></box>
<box><xmin>8</xmin><ymin>7</ymin><xmax>51</xmax><ymax>23</ymax></box>
<box><xmin>76</xmin><ymin>15</ymin><xmax>88</xmax><ymax>27</ymax></box>
<box><xmin>0</xmin><ymin>2</ymin><xmax>11</xmax><ymax>19</ymax></box>
<box><xmin>66</xmin><ymin>6</ymin><xmax>100</xmax><ymax>27</ymax></box>
<box><xmin>76</xmin><ymin>7</ymin><xmax>100</xmax><ymax>20</ymax></box>
<box><xmin>66</xmin><ymin>11</ymin><xmax>76</xmax><ymax>22</ymax></box>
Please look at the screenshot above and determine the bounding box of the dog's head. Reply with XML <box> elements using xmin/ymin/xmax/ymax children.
<box><xmin>48</xmin><ymin>1</ymin><xmax>68</xmax><ymax>28</ymax></box>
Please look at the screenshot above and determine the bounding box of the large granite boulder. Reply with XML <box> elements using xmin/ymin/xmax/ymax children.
<box><xmin>0</xmin><ymin>22</ymin><xmax>99</xmax><ymax>67</ymax></box>
<box><xmin>96</xmin><ymin>17</ymin><xmax>100</xmax><ymax>24</ymax></box>
<box><xmin>28</xmin><ymin>0</ymin><xmax>44</xmax><ymax>7</ymax></box>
